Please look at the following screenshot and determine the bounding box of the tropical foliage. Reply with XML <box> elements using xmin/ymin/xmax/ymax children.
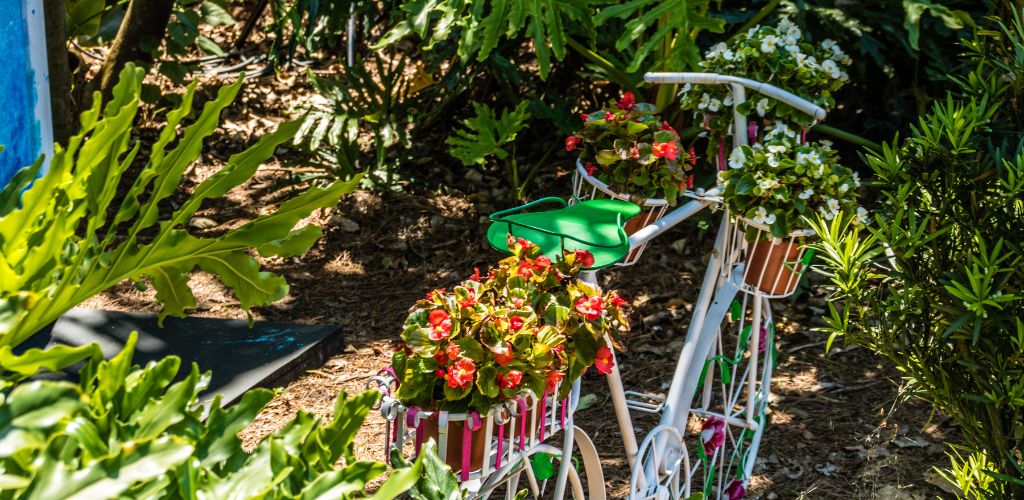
<box><xmin>392</xmin><ymin>237</ymin><xmax>630</xmax><ymax>412</ymax></box>
<box><xmin>0</xmin><ymin>332</ymin><xmax>428</xmax><ymax>499</ymax></box>
<box><xmin>0</xmin><ymin>63</ymin><xmax>356</xmax><ymax>371</ymax></box>
<box><xmin>811</xmin><ymin>10</ymin><xmax>1024</xmax><ymax>496</ymax></box>
<box><xmin>568</xmin><ymin>92</ymin><xmax>693</xmax><ymax>205</ymax></box>
<box><xmin>720</xmin><ymin>127</ymin><xmax>862</xmax><ymax>238</ymax></box>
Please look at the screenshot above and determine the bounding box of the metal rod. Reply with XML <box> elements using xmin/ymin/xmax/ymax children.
<box><xmin>643</xmin><ymin>72</ymin><xmax>827</xmax><ymax>120</ymax></box>
<box><xmin>627</xmin><ymin>192</ymin><xmax>718</xmax><ymax>249</ymax></box>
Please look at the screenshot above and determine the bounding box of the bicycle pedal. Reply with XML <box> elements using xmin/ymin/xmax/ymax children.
<box><xmin>624</xmin><ymin>390</ymin><xmax>666</xmax><ymax>414</ymax></box>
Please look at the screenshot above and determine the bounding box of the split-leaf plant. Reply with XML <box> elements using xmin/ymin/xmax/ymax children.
<box><xmin>810</xmin><ymin>10</ymin><xmax>1024</xmax><ymax>497</ymax></box>
<box><xmin>0</xmin><ymin>62</ymin><xmax>358</xmax><ymax>357</ymax></box>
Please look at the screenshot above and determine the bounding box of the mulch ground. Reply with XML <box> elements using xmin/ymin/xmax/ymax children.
<box><xmin>80</xmin><ymin>67</ymin><xmax>962</xmax><ymax>499</ymax></box>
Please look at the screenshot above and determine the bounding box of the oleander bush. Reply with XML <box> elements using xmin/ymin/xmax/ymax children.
<box><xmin>811</xmin><ymin>10</ymin><xmax>1024</xmax><ymax>497</ymax></box>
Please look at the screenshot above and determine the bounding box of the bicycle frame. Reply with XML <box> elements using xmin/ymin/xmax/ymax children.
<box><xmin>584</xmin><ymin>72</ymin><xmax>826</xmax><ymax>498</ymax></box>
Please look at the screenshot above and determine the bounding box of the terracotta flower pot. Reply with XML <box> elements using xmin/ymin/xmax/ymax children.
<box><xmin>422</xmin><ymin>413</ymin><xmax>489</xmax><ymax>473</ymax></box>
<box><xmin>744</xmin><ymin>238</ymin><xmax>805</xmax><ymax>295</ymax></box>
<box><xmin>623</xmin><ymin>208</ymin><xmax>662</xmax><ymax>261</ymax></box>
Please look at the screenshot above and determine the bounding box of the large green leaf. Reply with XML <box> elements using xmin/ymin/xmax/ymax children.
<box><xmin>448</xmin><ymin>102</ymin><xmax>531</xmax><ymax>167</ymax></box>
<box><xmin>0</xmin><ymin>64</ymin><xmax>359</xmax><ymax>348</ymax></box>
<box><xmin>594</xmin><ymin>0</ymin><xmax>724</xmax><ymax>72</ymax></box>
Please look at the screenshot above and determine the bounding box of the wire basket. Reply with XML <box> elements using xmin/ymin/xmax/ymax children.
<box><xmin>571</xmin><ymin>161</ymin><xmax>669</xmax><ymax>265</ymax></box>
<box><xmin>719</xmin><ymin>213</ymin><xmax>815</xmax><ymax>299</ymax></box>
<box><xmin>368</xmin><ymin>370</ymin><xmax>579</xmax><ymax>490</ymax></box>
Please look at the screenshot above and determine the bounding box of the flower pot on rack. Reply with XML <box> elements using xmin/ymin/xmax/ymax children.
<box><xmin>744</xmin><ymin>237</ymin><xmax>805</xmax><ymax>296</ymax></box>
<box><xmin>572</xmin><ymin>161</ymin><xmax>670</xmax><ymax>265</ymax></box>
<box><xmin>422</xmin><ymin>412</ymin><xmax>489</xmax><ymax>473</ymax></box>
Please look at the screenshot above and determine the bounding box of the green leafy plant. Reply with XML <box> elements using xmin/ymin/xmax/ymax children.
<box><xmin>810</xmin><ymin>11</ymin><xmax>1024</xmax><ymax>496</ymax></box>
<box><xmin>720</xmin><ymin>129</ymin><xmax>862</xmax><ymax>238</ymax></box>
<box><xmin>392</xmin><ymin>238</ymin><xmax>630</xmax><ymax>412</ymax></box>
<box><xmin>0</xmin><ymin>332</ymin><xmax>428</xmax><ymax>499</ymax></box>
<box><xmin>0</xmin><ymin>63</ymin><xmax>358</xmax><ymax>352</ymax></box>
<box><xmin>447</xmin><ymin>102</ymin><xmax>534</xmax><ymax>200</ymax></box>
<box><xmin>568</xmin><ymin>92</ymin><xmax>693</xmax><ymax>205</ymax></box>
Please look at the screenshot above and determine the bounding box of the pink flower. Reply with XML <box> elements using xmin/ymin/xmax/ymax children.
<box><xmin>660</xmin><ymin>120</ymin><xmax>677</xmax><ymax>134</ymax></box>
<box><xmin>616</xmin><ymin>91</ymin><xmax>637</xmax><ymax>110</ymax></box>
<box><xmin>575</xmin><ymin>296</ymin><xmax>603</xmax><ymax>321</ymax></box>
<box><xmin>468</xmin><ymin>267</ymin><xmax>482</xmax><ymax>282</ymax></box>
<box><xmin>565</xmin><ymin>136</ymin><xmax>581</xmax><ymax>152</ymax></box>
<box><xmin>629</xmin><ymin>146</ymin><xmax>640</xmax><ymax>159</ymax></box>
<box><xmin>497</xmin><ymin>370</ymin><xmax>523</xmax><ymax>389</ymax></box>
<box><xmin>535</xmin><ymin>256</ymin><xmax>551</xmax><ymax>268</ymax></box>
<box><xmin>445</xmin><ymin>343</ymin><xmax>461</xmax><ymax>360</ymax></box>
<box><xmin>460</xmin><ymin>289</ymin><xmax>478</xmax><ymax>309</ymax></box>
<box><xmin>652</xmin><ymin>141</ymin><xmax>679</xmax><ymax>160</ymax></box>
<box><xmin>604</xmin><ymin>110</ymin><xmax>616</xmax><ymax>121</ymax></box>
<box><xmin>444</xmin><ymin>358</ymin><xmax>476</xmax><ymax>388</ymax></box>
<box><xmin>725</xmin><ymin>479</ymin><xmax>746</xmax><ymax>500</ymax></box>
<box><xmin>701</xmin><ymin>416</ymin><xmax>726</xmax><ymax>456</ymax></box>
<box><xmin>759</xmin><ymin>326</ymin><xmax>768</xmax><ymax>354</ymax></box>
<box><xmin>574</xmin><ymin>250</ymin><xmax>595</xmax><ymax>268</ymax></box>
<box><xmin>688</xmin><ymin>147</ymin><xmax>697</xmax><ymax>166</ymax></box>
<box><xmin>428</xmin><ymin>309</ymin><xmax>452</xmax><ymax>341</ymax></box>
<box><xmin>509</xmin><ymin>316</ymin><xmax>524</xmax><ymax>331</ymax></box>
<box><xmin>594</xmin><ymin>346</ymin><xmax>615</xmax><ymax>374</ymax></box>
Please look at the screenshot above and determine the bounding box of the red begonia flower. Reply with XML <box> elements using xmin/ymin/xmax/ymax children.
<box><xmin>594</xmin><ymin>346</ymin><xmax>615</xmax><ymax>374</ymax></box>
<box><xmin>434</xmin><ymin>349</ymin><xmax>447</xmax><ymax>365</ymax></box>
<box><xmin>575</xmin><ymin>296</ymin><xmax>603</xmax><ymax>321</ymax></box>
<box><xmin>460</xmin><ymin>289</ymin><xmax>477</xmax><ymax>309</ymax></box>
<box><xmin>584</xmin><ymin>162</ymin><xmax>597</xmax><ymax>176</ymax></box>
<box><xmin>574</xmin><ymin>249</ymin><xmax>595</xmax><ymax>268</ymax></box>
<box><xmin>660</xmin><ymin>120</ymin><xmax>677</xmax><ymax>134</ymax></box>
<box><xmin>688</xmin><ymin>147</ymin><xmax>697</xmax><ymax>166</ymax></box>
<box><xmin>604</xmin><ymin>110</ymin><xmax>616</xmax><ymax>121</ymax></box>
<box><xmin>701</xmin><ymin>416</ymin><xmax>726</xmax><ymax>455</ymax></box>
<box><xmin>652</xmin><ymin>141</ymin><xmax>679</xmax><ymax>160</ymax></box>
<box><xmin>468</xmin><ymin>267</ymin><xmax>482</xmax><ymax>282</ymax></box>
<box><xmin>616</xmin><ymin>91</ymin><xmax>637</xmax><ymax>110</ymax></box>
<box><xmin>493</xmin><ymin>342</ymin><xmax>515</xmax><ymax>366</ymax></box>
<box><xmin>509</xmin><ymin>316</ymin><xmax>524</xmax><ymax>331</ymax></box>
<box><xmin>564</xmin><ymin>136</ymin><xmax>581</xmax><ymax>152</ymax></box>
<box><xmin>497</xmin><ymin>369</ymin><xmax>523</xmax><ymax>390</ymax></box>
<box><xmin>630</xmin><ymin>146</ymin><xmax>640</xmax><ymax>159</ymax></box>
<box><xmin>511</xmin><ymin>297</ymin><xmax>526</xmax><ymax>309</ymax></box>
<box><xmin>610</xmin><ymin>292</ymin><xmax>628</xmax><ymax>308</ymax></box>
<box><xmin>446</xmin><ymin>343</ymin><xmax>461</xmax><ymax>360</ymax></box>
<box><xmin>435</xmin><ymin>369</ymin><xmax>445</xmax><ymax>378</ymax></box>
<box><xmin>535</xmin><ymin>256</ymin><xmax>551</xmax><ymax>268</ymax></box>
<box><xmin>428</xmin><ymin>309</ymin><xmax>452</xmax><ymax>340</ymax></box>
<box><xmin>444</xmin><ymin>358</ymin><xmax>476</xmax><ymax>388</ymax></box>
<box><xmin>725</xmin><ymin>479</ymin><xmax>746</xmax><ymax>500</ymax></box>
<box><xmin>545</xmin><ymin>370</ymin><xmax>564</xmax><ymax>392</ymax></box>
<box><xmin>579</xmin><ymin>113</ymin><xmax>589</xmax><ymax>122</ymax></box>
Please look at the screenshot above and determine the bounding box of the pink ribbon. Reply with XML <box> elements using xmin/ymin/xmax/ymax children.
<box><xmin>539</xmin><ymin>390</ymin><xmax>549</xmax><ymax>441</ymax></box>
<box><xmin>717</xmin><ymin>141</ymin><xmax>726</xmax><ymax>171</ymax></box>
<box><xmin>560</xmin><ymin>398</ymin><xmax>567</xmax><ymax>429</ymax></box>
<box><xmin>748</xmin><ymin>122</ymin><xmax>759</xmax><ymax>145</ymax></box>
<box><xmin>496</xmin><ymin>417</ymin><xmax>505</xmax><ymax>469</ymax></box>
<box><xmin>801</xmin><ymin>128</ymin><xmax>807</xmax><ymax>145</ymax></box>
<box><xmin>517</xmin><ymin>397</ymin><xmax>528</xmax><ymax>451</ymax></box>
<box><xmin>461</xmin><ymin>411</ymin><xmax>481</xmax><ymax>481</ymax></box>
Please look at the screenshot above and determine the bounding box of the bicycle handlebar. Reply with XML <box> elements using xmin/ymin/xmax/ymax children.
<box><xmin>644</xmin><ymin>72</ymin><xmax>827</xmax><ymax>121</ymax></box>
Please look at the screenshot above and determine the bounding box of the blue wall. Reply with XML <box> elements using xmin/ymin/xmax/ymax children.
<box><xmin>0</xmin><ymin>2</ymin><xmax>42</xmax><ymax>186</ymax></box>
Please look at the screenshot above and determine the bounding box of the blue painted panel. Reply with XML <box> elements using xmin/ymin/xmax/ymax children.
<box><xmin>0</xmin><ymin>1</ymin><xmax>43</xmax><ymax>186</ymax></box>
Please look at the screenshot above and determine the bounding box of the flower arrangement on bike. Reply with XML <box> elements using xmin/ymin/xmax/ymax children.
<box><xmin>391</xmin><ymin>236</ymin><xmax>630</xmax><ymax>414</ymax></box>
<box><xmin>566</xmin><ymin>92</ymin><xmax>695</xmax><ymax>206</ymax></box>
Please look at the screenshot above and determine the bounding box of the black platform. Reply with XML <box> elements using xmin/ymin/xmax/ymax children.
<box><xmin>22</xmin><ymin>308</ymin><xmax>344</xmax><ymax>406</ymax></box>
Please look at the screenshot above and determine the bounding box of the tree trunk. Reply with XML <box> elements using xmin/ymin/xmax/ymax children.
<box><xmin>43</xmin><ymin>0</ymin><xmax>75</xmax><ymax>147</ymax></box>
<box><xmin>92</xmin><ymin>0</ymin><xmax>175</xmax><ymax>101</ymax></box>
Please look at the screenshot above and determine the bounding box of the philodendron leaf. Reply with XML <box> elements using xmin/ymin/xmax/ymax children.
<box><xmin>0</xmin><ymin>64</ymin><xmax>360</xmax><ymax>348</ymax></box>
<box><xmin>0</xmin><ymin>343</ymin><xmax>101</xmax><ymax>378</ymax></box>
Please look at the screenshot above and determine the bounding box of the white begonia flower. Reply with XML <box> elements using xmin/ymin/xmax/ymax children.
<box><xmin>708</xmin><ymin>98</ymin><xmax>722</xmax><ymax>112</ymax></box>
<box><xmin>698</xmin><ymin>93</ymin><xmax>711</xmax><ymax>110</ymax></box>
<box><xmin>768</xmin><ymin>144</ymin><xmax>787</xmax><ymax>154</ymax></box>
<box><xmin>838</xmin><ymin>183</ymin><xmax>850</xmax><ymax>193</ymax></box>
<box><xmin>756</xmin><ymin>98</ymin><xmax>770</xmax><ymax>117</ymax></box>
<box><xmin>723</xmin><ymin>49</ymin><xmax>735</xmax><ymax>61</ymax></box>
<box><xmin>747</xmin><ymin>27</ymin><xmax>759</xmax><ymax>39</ymax></box>
<box><xmin>753</xmin><ymin>206</ymin><xmax>770</xmax><ymax>225</ymax></box>
<box><xmin>723</xmin><ymin>95</ymin><xmax>734</xmax><ymax>106</ymax></box>
<box><xmin>821</xmin><ymin>39</ymin><xmax>837</xmax><ymax>51</ymax></box>
<box><xmin>799</xmin><ymin>188</ymin><xmax>814</xmax><ymax>200</ymax></box>
<box><xmin>785</xmin><ymin>26</ymin><xmax>801</xmax><ymax>43</ymax></box>
<box><xmin>767</xmin><ymin>154</ymin><xmax>780</xmax><ymax>168</ymax></box>
<box><xmin>805</xmin><ymin>55</ymin><xmax>818</xmax><ymax>68</ymax></box>
<box><xmin>855</xmin><ymin>206</ymin><xmax>870</xmax><ymax>225</ymax></box>
<box><xmin>760</xmin><ymin>35</ymin><xmax>780</xmax><ymax>53</ymax></box>
<box><xmin>819</xmin><ymin>205</ymin><xmax>836</xmax><ymax>220</ymax></box>
<box><xmin>765</xmin><ymin>213</ymin><xmax>777</xmax><ymax>225</ymax></box>
<box><xmin>827</xmin><ymin>198</ymin><xmax>841</xmax><ymax>213</ymax></box>
<box><xmin>821</xmin><ymin>59</ymin><xmax>842</xmax><ymax>79</ymax></box>
<box><xmin>839</xmin><ymin>71</ymin><xmax>850</xmax><ymax>82</ymax></box>
<box><xmin>778</xmin><ymin>17</ymin><xmax>794</xmax><ymax>33</ymax></box>
<box><xmin>785</xmin><ymin>44</ymin><xmax>800</xmax><ymax>55</ymax></box>
<box><xmin>706</xmin><ymin>42</ymin><xmax>728</xmax><ymax>59</ymax></box>
<box><xmin>852</xmin><ymin>171</ymin><xmax>861</xmax><ymax>187</ymax></box>
<box><xmin>728</xmin><ymin>148</ymin><xmax>746</xmax><ymax>169</ymax></box>
<box><xmin>794</xmin><ymin>52</ymin><xmax>808</xmax><ymax>67</ymax></box>
<box><xmin>759</xmin><ymin>179</ymin><xmax>779</xmax><ymax>190</ymax></box>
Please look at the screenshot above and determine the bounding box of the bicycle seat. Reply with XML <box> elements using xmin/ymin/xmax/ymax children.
<box><xmin>486</xmin><ymin>197</ymin><xmax>641</xmax><ymax>270</ymax></box>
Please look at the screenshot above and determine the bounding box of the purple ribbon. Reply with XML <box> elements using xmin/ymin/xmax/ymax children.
<box><xmin>461</xmin><ymin>411</ymin><xmax>481</xmax><ymax>481</ymax></box>
<box><xmin>717</xmin><ymin>141</ymin><xmax>726</xmax><ymax>171</ymax></box>
<box><xmin>539</xmin><ymin>390</ymin><xmax>549</xmax><ymax>441</ymax></box>
<box><xmin>748</xmin><ymin>122</ymin><xmax>759</xmax><ymax>145</ymax></box>
<box><xmin>801</xmin><ymin>128</ymin><xmax>808</xmax><ymax>144</ymax></box>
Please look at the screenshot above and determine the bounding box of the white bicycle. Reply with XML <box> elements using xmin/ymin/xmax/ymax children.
<box><xmin>371</xmin><ymin>72</ymin><xmax>825</xmax><ymax>500</ymax></box>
